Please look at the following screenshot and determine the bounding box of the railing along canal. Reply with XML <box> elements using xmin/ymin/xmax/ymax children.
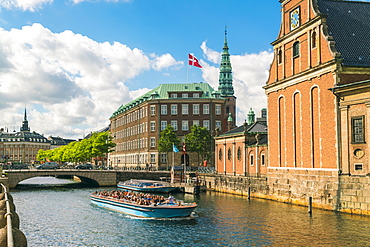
<box><xmin>0</xmin><ymin>183</ymin><xmax>27</xmax><ymax>247</ymax></box>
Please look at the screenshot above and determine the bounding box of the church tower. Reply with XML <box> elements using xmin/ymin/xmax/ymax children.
<box><xmin>20</xmin><ymin>108</ymin><xmax>30</xmax><ymax>132</ymax></box>
<box><xmin>218</xmin><ymin>28</ymin><xmax>236</xmax><ymax>129</ymax></box>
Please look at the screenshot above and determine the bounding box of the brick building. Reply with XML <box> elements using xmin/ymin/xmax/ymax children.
<box><xmin>264</xmin><ymin>0</ymin><xmax>370</xmax><ymax>208</ymax></box>
<box><xmin>109</xmin><ymin>32</ymin><xmax>237</xmax><ymax>169</ymax></box>
<box><xmin>215</xmin><ymin>108</ymin><xmax>268</xmax><ymax>176</ymax></box>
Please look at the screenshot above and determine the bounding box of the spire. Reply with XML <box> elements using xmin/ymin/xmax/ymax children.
<box><xmin>218</xmin><ymin>25</ymin><xmax>234</xmax><ymax>97</ymax></box>
<box><xmin>20</xmin><ymin>108</ymin><xmax>30</xmax><ymax>132</ymax></box>
<box><xmin>247</xmin><ymin>108</ymin><xmax>255</xmax><ymax>125</ymax></box>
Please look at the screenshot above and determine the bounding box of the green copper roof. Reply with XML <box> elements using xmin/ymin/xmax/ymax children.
<box><xmin>218</xmin><ymin>28</ymin><xmax>234</xmax><ymax>97</ymax></box>
<box><xmin>111</xmin><ymin>82</ymin><xmax>222</xmax><ymax>118</ymax></box>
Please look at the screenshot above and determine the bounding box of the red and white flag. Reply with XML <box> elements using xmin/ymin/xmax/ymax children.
<box><xmin>188</xmin><ymin>54</ymin><xmax>202</xmax><ymax>68</ymax></box>
<box><xmin>182</xmin><ymin>142</ymin><xmax>187</xmax><ymax>154</ymax></box>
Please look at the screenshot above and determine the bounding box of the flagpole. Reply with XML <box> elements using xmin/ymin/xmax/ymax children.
<box><xmin>187</xmin><ymin>54</ymin><xmax>189</xmax><ymax>83</ymax></box>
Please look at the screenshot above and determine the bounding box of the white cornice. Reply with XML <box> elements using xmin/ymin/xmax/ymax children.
<box><xmin>264</xmin><ymin>61</ymin><xmax>337</xmax><ymax>94</ymax></box>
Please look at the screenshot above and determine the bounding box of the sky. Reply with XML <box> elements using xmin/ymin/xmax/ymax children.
<box><xmin>0</xmin><ymin>0</ymin><xmax>282</xmax><ymax>139</ymax></box>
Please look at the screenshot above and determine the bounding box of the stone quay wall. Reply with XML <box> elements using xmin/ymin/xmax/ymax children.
<box><xmin>203</xmin><ymin>169</ymin><xmax>370</xmax><ymax>216</ymax></box>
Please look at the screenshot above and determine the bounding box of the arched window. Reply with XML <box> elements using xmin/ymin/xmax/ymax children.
<box><xmin>227</xmin><ymin>148</ymin><xmax>232</xmax><ymax>161</ymax></box>
<box><xmin>237</xmin><ymin>147</ymin><xmax>242</xmax><ymax>161</ymax></box>
<box><xmin>219</xmin><ymin>148</ymin><xmax>223</xmax><ymax>161</ymax></box>
<box><xmin>293</xmin><ymin>41</ymin><xmax>300</xmax><ymax>58</ymax></box>
<box><xmin>278</xmin><ymin>49</ymin><xmax>283</xmax><ymax>64</ymax></box>
<box><xmin>311</xmin><ymin>31</ymin><xmax>317</xmax><ymax>49</ymax></box>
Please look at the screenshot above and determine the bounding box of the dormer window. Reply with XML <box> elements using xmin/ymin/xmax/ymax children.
<box><xmin>293</xmin><ymin>41</ymin><xmax>300</xmax><ymax>58</ymax></box>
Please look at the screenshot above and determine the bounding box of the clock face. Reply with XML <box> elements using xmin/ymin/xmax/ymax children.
<box><xmin>290</xmin><ymin>7</ymin><xmax>300</xmax><ymax>30</ymax></box>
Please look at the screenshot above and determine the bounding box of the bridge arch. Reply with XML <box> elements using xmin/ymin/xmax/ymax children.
<box><xmin>5</xmin><ymin>170</ymin><xmax>117</xmax><ymax>189</ymax></box>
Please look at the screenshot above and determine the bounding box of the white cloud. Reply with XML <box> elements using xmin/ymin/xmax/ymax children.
<box><xmin>151</xmin><ymin>53</ymin><xmax>183</xmax><ymax>71</ymax></box>
<box><xmin>0</xmin><ymin>0</ymin><xmax>52</xmax><ymax>12</ymax></box>
<box><xmin>201</xmin><ymin>41</ymin><xmax>273</xmax><ymax>125</ymax></box>
<box><xmin>0</xmin><ymin>23</ymin><xmax>181</xmax><ymax>138</ymax></box>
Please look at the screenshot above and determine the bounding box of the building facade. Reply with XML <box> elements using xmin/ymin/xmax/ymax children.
<box><xmin>109</xmin><ymin>82</ymin><xmax>233</xmax><ymax>169</ymax></box>
<box><xmin>215</xmin><ymin>109</ymin><xmax>268</xmax><ymax>176</ymax></box>
<box><xmin>0</xmin><ymin>109</ymin><xmax>50</xmax><ymax>164</ymax></box>
<box><xmin>263</xmin><ymin>0</ymin><xmax>370</xmax><ymax>211</ymax></box>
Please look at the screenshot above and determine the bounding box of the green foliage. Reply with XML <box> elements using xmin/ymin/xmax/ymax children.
<box><xmin>158</xmin><ymin>125</ymin><xmax>181</xmax><ymax>153</ymax></box>
<box><xmin>184</xmin><ymin>125</ymin><xmax>213</xmax><ymax>161</ymax></box>
<box><xmin>36</xmin><ymin>131</ymin><xmax>116</xmax><ymax>163</ymax></box>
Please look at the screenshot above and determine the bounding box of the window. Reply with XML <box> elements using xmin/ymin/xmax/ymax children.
<box><xmin>203</xmin><ymin>120</ymin><xmax>210</xmax><ymax>130</ymax></box>
<box><xmin>219</xmin><ymin>148</ymin><xmax>223</xmax><ymax>161</ymax></box>
<box><xmin>215</xmin><ymin>121</ymin><xmax>221</xmax><ymax>131</ymax></box>
<box><xmin>161</xmin><ymin>121</ymin><xmax>167</xmax><ymax>131</ymax></box>
<box><xmin>237</xmin><ymin>147</ymin><xmax>242</xmax><ymax>161</ymax></box>
<box><xmin>182</xmin><ymin>104</ymin><xmax>189</xmax><ymax>115</ymax></box>
<box><xmin>193</xmin><ymin>93</ymin><xmax>199</xmax><ymax>98</ymax></box>
<box><xmin>150</xmin><ymin>137</ymin><xmax>156</xmax><ymax>147</ymax></box>
<box><xmin>278</xmin><ymin>49</ymin><xmax>282</xmax><ymax>64</ymax></box>
<box><xmin>203</xmin><ymin>104</ymin><xmax>210</xmax><ymax>114</ymax></box>
<box><xmin>150</xmin><ymin>154</ymin><xmax>156</xmax><ymax>163</ymax></box>
<box><xmin>171</xmin><ymin>93</ymin><xmax>177</xmax><ymax>98</ymax></box>
<box><xmin>182</xmin><ymin>93</ymin><xmax>188</xmax><ymax>98</ymax></box>
<box><xmin>227</xmin><ymin>148</ymin><xmax>232</xmax><ymax>161</ymax></box>
<box><xmin>182</xmin><ymin>120</ymin><xmax>189</xmax><ymax>131</ymax></box>
<box><xmin>250</xmin><ymin>154</ymin><xmax>254</xmax><ymax>166</ymax></box>
<box><xmin>171</xmin><ymin>104</ymin><xmax>177</xmax><ymax>115</ymax></box>
<box><xmin>193</xmin><ymin>120</ymin><xmax>199</xmax><ymax>126</ymax></box>
<box><xmin>160</xmin><ymin>153</ymin><xmax>167</xmax><ymax>163</ymax></box>
<box><xmin>150</xmin><ymin>121</ymin><xmax>156</xmax><ymax>132</ymax></box>
<box><xmin>355</xmin><ymin>164</ymin><xmax>363</xmax><ymax>171</ymax></box>
<box><xmin>161</xmin><ymin>105</ymin><xmax>167</xmax><ymax>115</ymax></box>
<box><xmin>311</xmin><ymin>31</ymin><xmax>317</xmax><ymax>49</ymax></box>
<box><xmin>215</xmin><ymin>105</ymin><xmax>221</xmax><ymax>115</ymax></box>
<box><xmin>193</xmin><ymin>104</ymin><xmax>200</xmax><ymax>115</ymax></box>
<box><xmin>352</xmin><ymin>116</ymin><xmax>365</xmax><ymax>143</ymax></box>
<box><xmin>261</xmin><ymin>154</ymin><xmax>266</xmax><ymax>166</ymax></box>
<box><xmin>293</xmin><ymin>41</ymin><xmax>300</xmax><ymax>58</ymax></box>
<box><xmin>171</xmin><ymin>121</ymin><xmax>178</xmax><ymax>131</ymax></box>
<box><xmin>150</xmin><ymin>105</ymin><xmax>156</xmax><ymax>116</ymax></box>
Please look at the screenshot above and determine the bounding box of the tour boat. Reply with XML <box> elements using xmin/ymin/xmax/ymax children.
<box><xmin>90</xmin><ymin>194</ymin><xmax>197</xmax><ymax>218</ymax></box>
<box><xmin>117</xmin><ymin>179</ymin><xmax>178</xmax><ymax>193</ymax></box>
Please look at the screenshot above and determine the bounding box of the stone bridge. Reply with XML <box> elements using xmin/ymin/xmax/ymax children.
<box><xmin>4</xmin><ymin>169</ymin><xmax>118</xmax><ymax>189</ymax></box>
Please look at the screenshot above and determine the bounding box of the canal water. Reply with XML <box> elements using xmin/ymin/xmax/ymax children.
<box><xmin>10</xmin><ymin>177</ymin><xmax>370</xmax><ymax>246</ymax></box>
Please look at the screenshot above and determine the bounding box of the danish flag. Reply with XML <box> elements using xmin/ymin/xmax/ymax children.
<box><xmin>188</xmin><ymin>54</ymin><xmax>202</xmax><ymax>68</ymax></box>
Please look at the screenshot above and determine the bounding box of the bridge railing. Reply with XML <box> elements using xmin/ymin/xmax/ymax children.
<box><xmin>0</xmin><ymin>183</ymin><xmax>27</xmax><ymax>247</ymax></box>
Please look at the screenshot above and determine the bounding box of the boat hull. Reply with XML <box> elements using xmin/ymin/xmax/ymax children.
<box><xmin>90</xmin><ymin>195</ymin><xmax>197</xmax><ymax>218</ymax></box>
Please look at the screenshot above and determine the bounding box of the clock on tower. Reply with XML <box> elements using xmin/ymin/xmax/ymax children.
<box><xmin>290</xmin><ymin>7</ymin><xmax>300</xmax><ymax>30</ymax></box>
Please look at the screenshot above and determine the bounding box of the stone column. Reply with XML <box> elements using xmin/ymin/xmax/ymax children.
<box><xmin>339</xmin><ymin>105</ymin><xmax>349</xmax><ymax>175</ymax></box>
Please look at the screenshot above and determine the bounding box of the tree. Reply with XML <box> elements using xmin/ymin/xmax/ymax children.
<box><xmin>158</xmin><ymin>125</ymin><xmax>181</xmax><ymax>168</ymax></box>
<box><xmin>185</xmin><ymin>125</ymin><xmax>213</xmax><ymax>164</ymax></box>
<box><xmin>36</xmin><ymin>131</ymin><xmax>116</xmax><ymax>164</ymax></box>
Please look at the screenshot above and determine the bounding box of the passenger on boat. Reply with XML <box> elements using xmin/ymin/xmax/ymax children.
<box><xmin>168</xmin><ymin>194</ymin><xmax>175</xmax><ymax>204</ymax></box>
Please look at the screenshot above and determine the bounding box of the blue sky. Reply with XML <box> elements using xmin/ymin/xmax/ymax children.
<box><xmin>0</xmin><ymin>0</ymin><xmax>281</xmax><ymax>138</ymax></box>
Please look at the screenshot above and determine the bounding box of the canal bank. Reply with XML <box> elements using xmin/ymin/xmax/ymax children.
<box><xmin>203</xmin><ymin>171</ymin><xmax>370</xmax><ymax>216</ymax></box>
